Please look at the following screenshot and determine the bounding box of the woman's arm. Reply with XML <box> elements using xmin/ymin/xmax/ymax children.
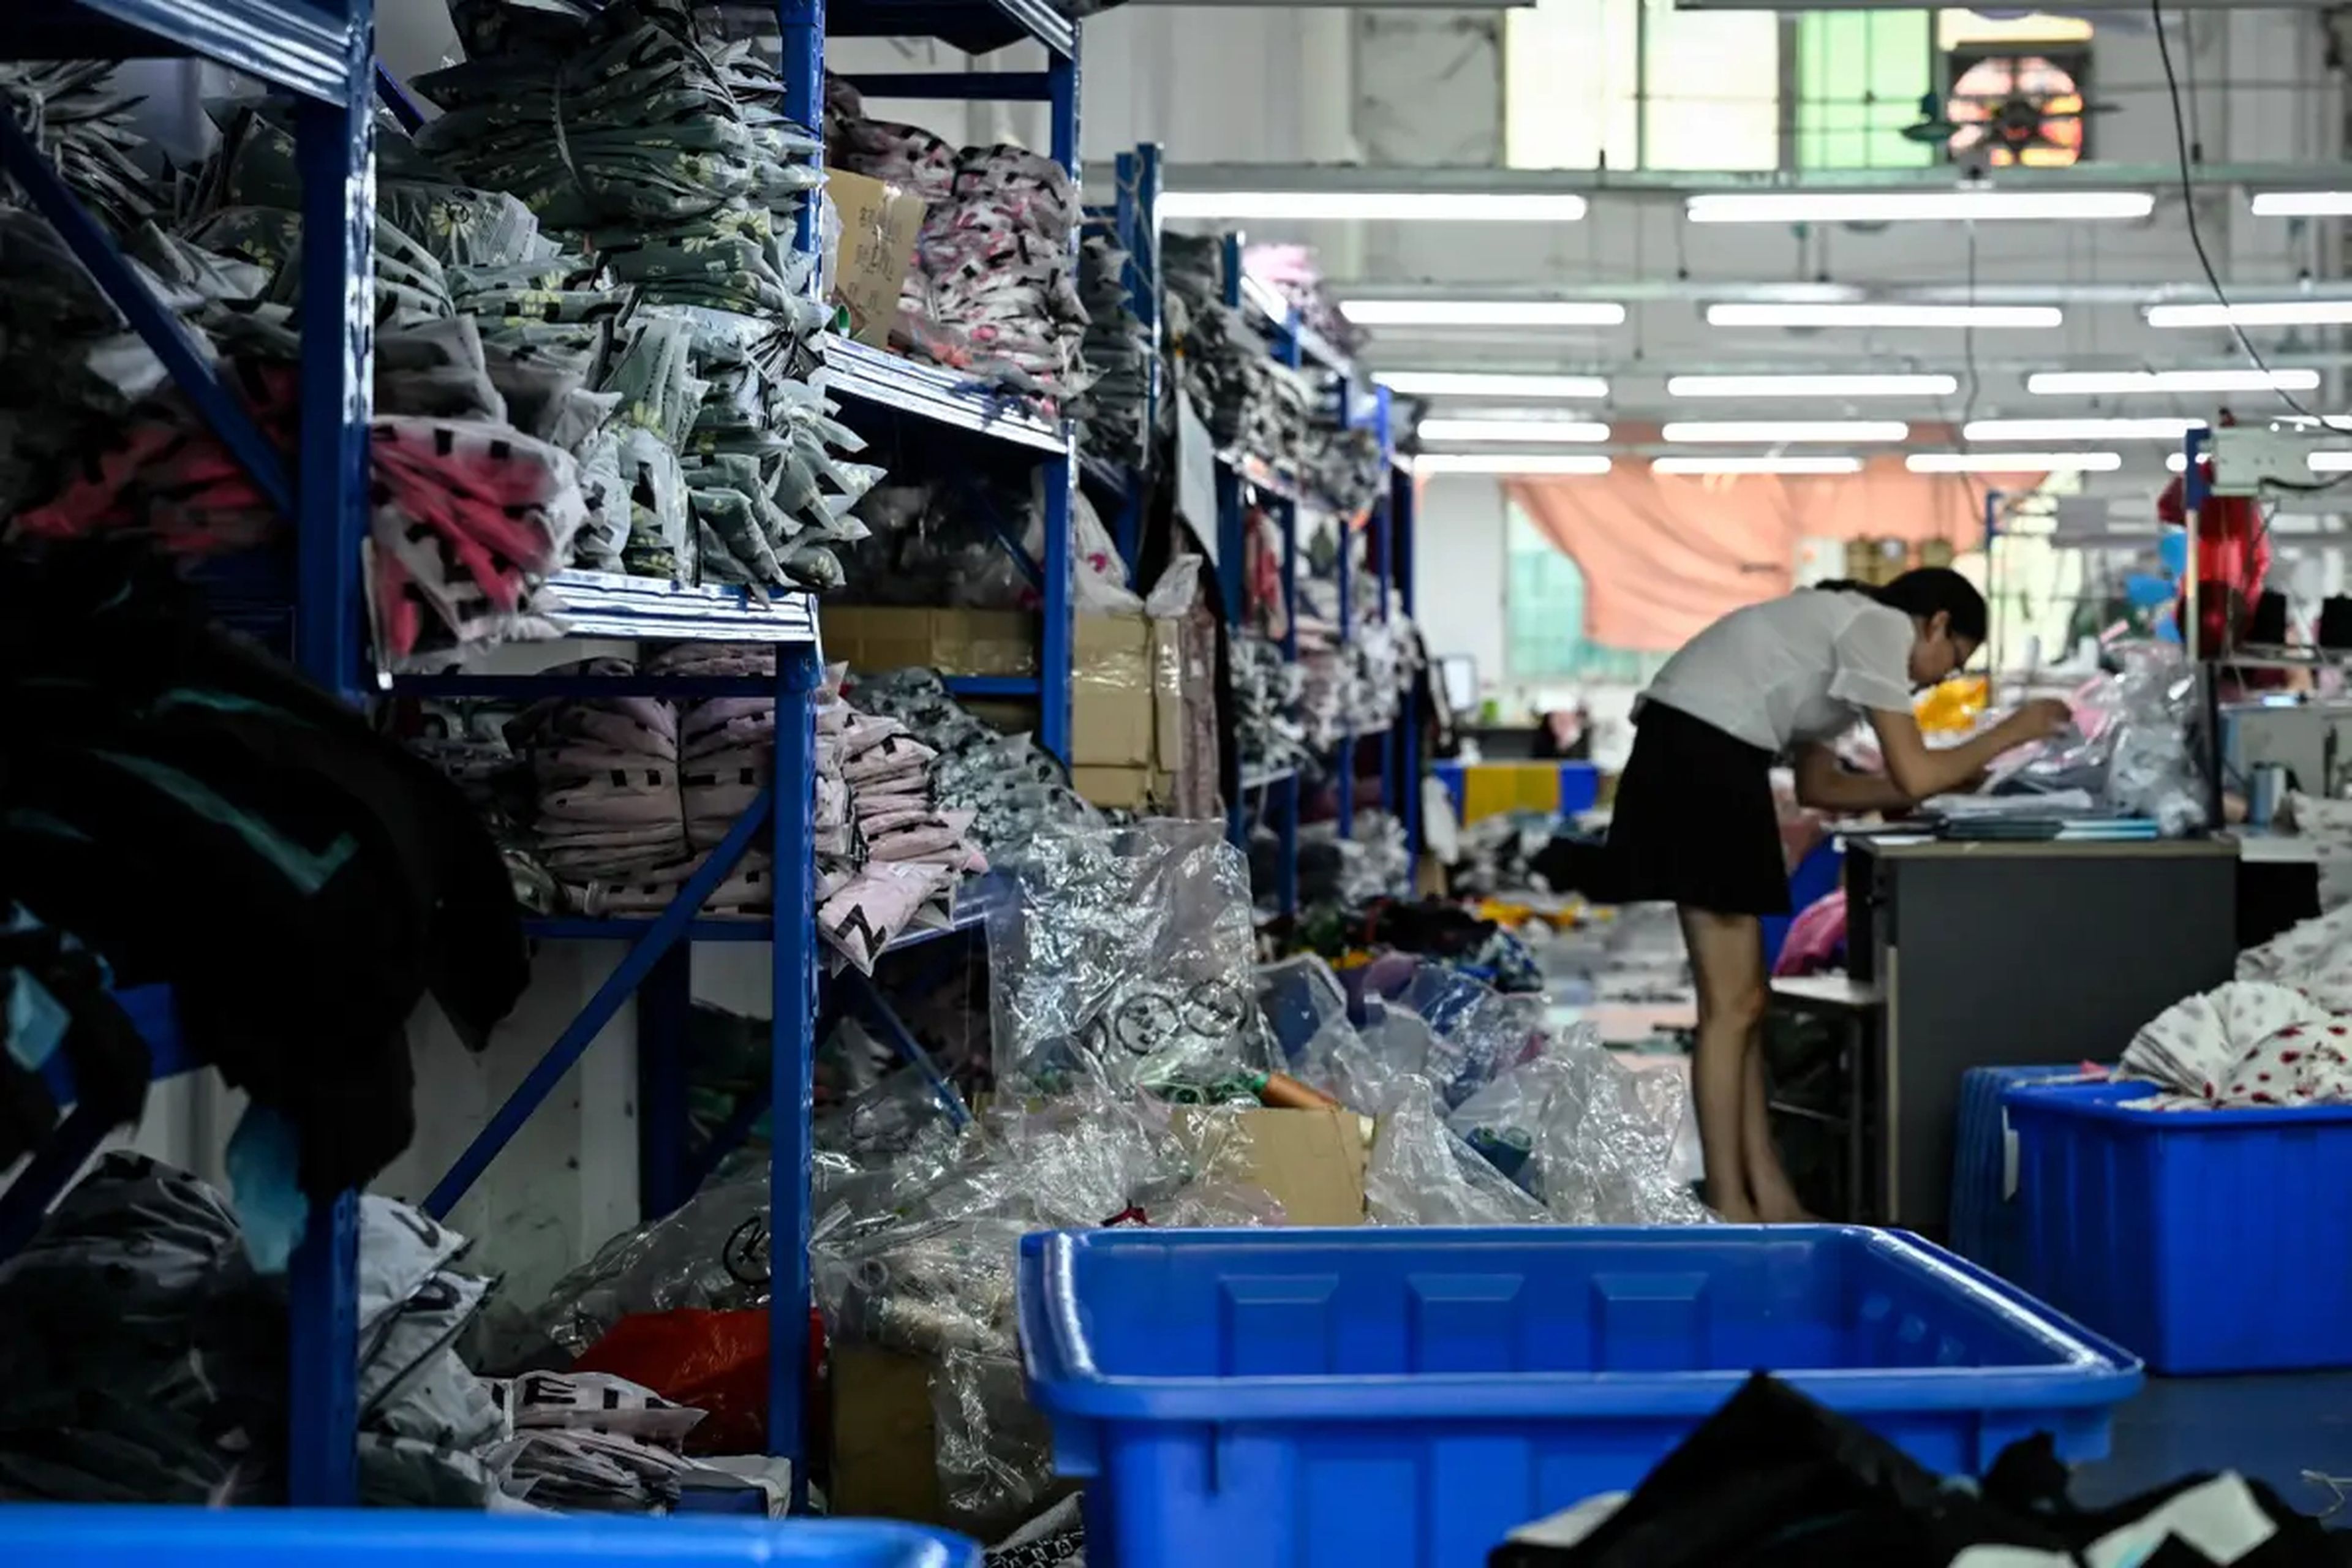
<box><xmin>1792</xmin><ymin>742</ymin><xmax>1917</xmax><ymax>814</ymax></box>
<box><xmin>1866</xmin><ymin>699</ymin><xmax>2070</xmax><ymax>803</ymax></box>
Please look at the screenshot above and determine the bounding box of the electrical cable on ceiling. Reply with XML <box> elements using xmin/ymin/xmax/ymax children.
<box><xmin>2149</xmin><ymin>0</ymin><xmax>2324</xmax><ymax>425</ymax></box>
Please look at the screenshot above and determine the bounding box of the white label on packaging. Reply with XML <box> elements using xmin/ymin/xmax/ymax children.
<box><xmin>1176</xmin><ymin>395</ymin><xmax>1219</xmax><ymax>565</ymax></box>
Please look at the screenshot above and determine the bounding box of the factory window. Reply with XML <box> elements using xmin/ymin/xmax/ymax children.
<box><xmin>1505</xmin><ymin>0</ymin><xmax>1778</xmax><ymax>173</ymax></box>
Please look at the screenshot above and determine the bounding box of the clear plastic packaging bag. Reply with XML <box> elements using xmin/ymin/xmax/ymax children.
<box><xmin>1364</xmin><ymin>1077</ymin><xmax>1549</xmax><ymax>1226</ymax></box>
<box><xmin>986</xmin><ymin>820</ymin><xmax>1263</xmax><ymax>1094</ymax></box>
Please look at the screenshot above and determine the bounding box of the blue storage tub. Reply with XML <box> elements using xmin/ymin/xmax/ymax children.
<box><xmin>2005</xmin><ymin>1077</ymin><xmax>2352</xmax><ymax>1375</ymax></box>
<box><xmin>1018</xmin><ymin>1225</ymin><xmax>2139</xmax><ymax>1567</ymax></box>
<box><xmin>0</xmin><ymin>1510</ymin><xmax>976</xmax><ymax>1568</ymax></box>
<box><xmin>1948</xmin><ymin>1065</ymin><xmax>2094</xmax><ymax>1280</ymax></box>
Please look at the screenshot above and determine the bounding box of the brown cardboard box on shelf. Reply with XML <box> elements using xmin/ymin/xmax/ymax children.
<box><xmin>824</xmin><ymin>168</ymin><xmax>924</xmax><ymax>347</ymax></box>
<box><xmin>829</xmin><ymin>1344</ymin><xmax>944</xmax><ymax>1525</ymax></box>
<box><xmin>1170</xmin><ymin>1106</ymin><xmax>1370</xmax><ymax>1224</ymax></box>
<box><xmin>1071</xmin><ymin>612</ymin><xmax>1155</xmax><ymax>767</ymax></box>
<box><xmin>819</xmin><ymin>606</ymin><xmax>1034</xmax><ymax>678</ymax></box>
<box><xmin>1070</xmin><ymin>763</ymin><xmax>1166</xmax><ymax>810</ymax></box>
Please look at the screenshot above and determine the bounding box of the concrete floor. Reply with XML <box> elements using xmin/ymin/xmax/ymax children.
<box><xmin>2075</xmin><ymin>1373</ymin><xmax>2352</xmax><ymax>1517</ymax></box>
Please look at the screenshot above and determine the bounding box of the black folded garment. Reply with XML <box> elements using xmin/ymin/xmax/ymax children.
<box><xmin>1493</xmin><ymin>1373</ymin><xmax>2343</xmax><ymax>1568</ymax></box>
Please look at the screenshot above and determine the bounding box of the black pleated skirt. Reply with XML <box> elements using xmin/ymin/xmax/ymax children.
<box><xmin>1605</xmin><ymin>701</ymin><xmax>1792</xmax><ymax>917</ymax></box>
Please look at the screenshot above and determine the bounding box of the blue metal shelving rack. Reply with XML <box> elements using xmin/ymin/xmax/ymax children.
<box><xmin>0</xmin><ymin>0</ymin><xmax>376</xmax><ymax>1506</ymax></box>
<box><xmin>382</xmin><ymin>0</ymin><xmax>1085</xmax><ymax>1504</ymax></box>
<box><xmin>1212</xmin><ymin>234</ymin><xmax>1413</xmax><ymax>909</ymax></box>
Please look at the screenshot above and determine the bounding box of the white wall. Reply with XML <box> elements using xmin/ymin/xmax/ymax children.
<box><xmin>1412</xmin><ymin>472</ymin><xmax>1509</xmax><ymax>685</ymax></box>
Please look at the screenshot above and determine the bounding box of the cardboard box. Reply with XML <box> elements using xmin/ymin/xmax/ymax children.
<box><xmin>1070</xmin><ymin>763</ymin><xmax>1167</xmax><ymax>810</ymax></box>
<box><xmin>1072</xmin><ymin>612</ymin><xmax>1155</xmax><ymax>768</ymax></box>
<box><xmin>820</xmin><ymin>606</ymin><xmax>1034</xmax><ymax>678</ymax></box>
<box><xmin>1171</xmin><ymin>1106</ymin><xmax>1370</xmax><ymax>1225</ymax></box>
<box><xmin>824</xmin><ymin>168</ymin><xmax>924</xmax><ymax>347</ymax></box>
<box><xmin>828</xmin><ymin>1344</ymin><xmax>944</xmax><ymax>1525</ymax></box>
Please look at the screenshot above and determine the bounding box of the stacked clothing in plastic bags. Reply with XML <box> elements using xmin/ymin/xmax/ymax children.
<box><xmin>0</xmin><ymin>74</ymin><xmax>592</xmax><ymax>666</ymax></box>
<box><xmin>816</xmin><ymin>665</ymin><xmax>987</xmax><ymax>972</ymax></box>
<box><xmin>825</xmin><ymin>81</ymin><xmax>1089</xmax><ymax>406</ymax></box>
<box><xmin>1162</xmin><ymin>232</ymin><xmax>1313</xmax><ymax>465</ymax></box>
<box><xmin>1077</xmin><ymin>225</ymin><xmax>1152</xmax><ymax>469</ymax></box>
<box><xmin>412</xmin><ymin>647</ymin><xmax>986</xmax><ymax>954</ymax></box>
<box><xmin>847</xmin><ymin>668</ymin><xmax>1097</xmax><ymax>856</ymax></box>
<box><xmin>1232</xmin><ymin>635</ymin><xmax>1310</xmax><ymax>777</ymax></box>
<box><xmin>409</xmin><ymin>0</ymin><xmax>881</xmax><ymax>606</ymax></box>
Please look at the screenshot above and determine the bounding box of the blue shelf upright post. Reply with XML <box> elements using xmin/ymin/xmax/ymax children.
<box><xmin>769</xmin><ymin>644</ymin><xmax>823</xmax><ymax>1490</ymax></box>
<box><xmin>1039</xmin><ymin>39</ymin><xmax>1080</xmax><ymax>765</ymax></box>
<box><xmin>1370</xmin><ymin>386</ymin><xmax>1396</xmax><ymax>829</ymax></box>
<box><xmin>287</xmin><ymin>0</ymin><xmax>376</xmax><ymax>1506</ymax></box>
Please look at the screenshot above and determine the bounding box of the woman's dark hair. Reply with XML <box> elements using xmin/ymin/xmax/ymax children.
<box><xmin>1814</xmin><ymin>567</ymin><xmax>1988</xmax><ymax>643</ymax></box>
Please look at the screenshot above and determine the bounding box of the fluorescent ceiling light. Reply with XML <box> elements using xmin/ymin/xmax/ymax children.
<box><xmin>1341</xmin><ymin>299</ymin><xmax>1628</xmax><ymax>328</ymax></box>
<box><xmin>2167</xmin><ymin>452</ymin><xmax>2188</xmax><ymax>472</ymax></box>
<box><xmin>1686</xmin><ymin>190</ymin><xmax>2153</xmax><ymax>224</ymax></box>
<box><xmin>1659</xmin><ymin>420</ymin><xmax>1909</xmax><ymax>443</ymax></box>
<box><xmin>1377</xmin><ymin>370</ymin><xmax>1610</xmax><ymax>399</ymax></box>
<box><xmin>1667</xmin><ymin>373</ymin><xmax>1958</xmax><ymax>398</ymax></box>
<box><xmin>1161</xmin><ymin>190</ymin><xmax>1588</xmax><ymax>223</ymax></box>
<box><xmin>2027</xmin><ymin>368</ymin><xmax>2323</xmax><ymax>395</ymax></box>
<box><xmin>1417</xmin><ymin>417</ymin><xmax>1611</xmax><ymax>443</ymax></box>
<box><xmin>1415</xmin><ymin>453</ymin><xmax>1613</xmax><ymax>476</ymax></box>
<box><xmin>2252</xmin><ymin>192</ymin><xmax>2352</xmax><ymax>217</ymax></box>
<box><xmin>1708</xmin><ymin>303</ymin><xmax>2063</xmax><ymax>330</ymax></box>
<box><xmin>2147</xmin><ymin>301</ymin><xmax>2352</xmax><ymax>328</ymax></box>
<box><xmin>2311</xmin><ymin>453</ymin><xmax>2352</xmax><ymax>473</ymax></box>
<box><xmin>1964</xmin><ymin>417</ymin><xmax>2206</xmax><ymax>442</ymax></box>
<box><xmin>1652</xmin><ymin>456</ymin><xmax>1864</xmax><ymax>475</ymax></box>
<box><xmin>1907</xmin><ymin>451</ymin><xmax>2124</xmax><ymax>473</ymax></box>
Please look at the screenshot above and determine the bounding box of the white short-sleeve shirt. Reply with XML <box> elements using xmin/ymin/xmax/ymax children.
<box><xmin>1640</xmin><ymin>590</ymin><xmax>1916</xmax><ymax>754</ymax></box>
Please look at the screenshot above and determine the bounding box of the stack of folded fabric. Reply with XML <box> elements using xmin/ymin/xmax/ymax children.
<box><xmin>506</xmin><ymin>658</ymin><xmax>698</xmax><ymax>911</ymax></box>
<box><xmin>816</xmin><ymin>672</ymin><xmax>987</xmax><ymax>973</ymax></box>
<box><xmin>1077</xmin><ymin>226</ymin><xmax>1152</xmax><ymax>468</ymax></box>
<box><xmin>914</xmin><ymin>145</ymin><xmax>1090</xmax><ymax>402</ymax></box>
<box><xmin>847</xmin><ymin>669</ymin><xmax>1098</xmax><ymax>854</ymax></box>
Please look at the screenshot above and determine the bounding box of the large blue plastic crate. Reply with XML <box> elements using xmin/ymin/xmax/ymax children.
<box><xmin>1949</xmin><ymin>1065</ymin><xmax>2094</xmax><ymax>1280</ymax></box>
<box><xmin>2005</xmin><ymin>1077</ymin><xmax>2352</xmax><ymax>1375</ymax></box>
<box><xmin>0</xmin><ymin>1510</ymin><xmax>976</xmax><ymax>1568</ymax></box>
<box><xmin>1017</xmin><ymin>1225</ymin><xmax>2138</xmax><ymax>1567</ymax></box>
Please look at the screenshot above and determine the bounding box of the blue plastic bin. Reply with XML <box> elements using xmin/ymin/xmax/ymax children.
<box><xmin>0</xmin><ymin>1510</ymin><xmax>976</xmax><ymax>1568</ymax></box>
<box><xmin>2005</xmin><ymin>1077</ymin><xmax>2352</xmax><ymax>1374</ymax></box>
<box><xmin>1948</xmin><ymin>1065</ymin><xmax>2095</xmax><ymax>1280</ymax></box>
<box><xmin>1018</xmin><ymin>1226</ymin><xmax>2138</xmax><ymax>1567</ymax></box>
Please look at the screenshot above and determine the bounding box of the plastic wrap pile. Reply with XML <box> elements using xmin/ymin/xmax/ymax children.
<box><xmin>1297</xmin><ymin>812</ymin><xmax>1411</xmax><ymax>908</ymax></box>
<box><xmin>824</xmin><ymin>81</ymin><xmax>1088</xmax><ymax>405</ymax></box>
<box><xmin>410</xmin><ymin>646</ymin><xmax>982</xmax><ymax>945</ymax></box>
<box><xmin>1163</xmin><ymin>232</ymin><xmax>1310</xmax><ymax>466</ymax></box>
<box><xmin>516</xmin><ymin>820</ymin><xmax>1697</xmax><ymax>1540</ymax></box>
<box><xmin>848</xmin><ymin>668</ymin><xmax>1098</xmax><ymax>855</ymax></box>
<box><xmin>407</xmin><ymin>0</ymin><xmax>881</xmax><ymax>608</ymax></box>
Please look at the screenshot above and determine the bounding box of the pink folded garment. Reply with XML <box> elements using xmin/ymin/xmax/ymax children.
<box><xmin>538</xmin><ymin>775</ymin><xmax>683</xmax><ymax>824</ymax></box>
<box><xmin>839</xmin><ymin>715</ymin><xmax>910</xmax><ymax>760</ymax></box>
<box><xmin>819</xmin><ymin>861</ymin><xmax>955</xmax><ymax>974</ymax></box>
<box><xmin>815</xmin><ymin>775</ymin><xmax>850</xmax><ymax>832</ymax></box>
<box><xmin>867</xmin><ymin>819</ymin><xmax>963</xmax><ymax>863</ymax></box>
<box><xmin>842</xmin><ymin>739</ymin><xmax>935</xmax><ymax>786</ymax></box>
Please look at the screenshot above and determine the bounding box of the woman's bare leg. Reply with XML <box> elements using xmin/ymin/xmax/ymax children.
<box><xmin>1743</xmin><ymin>1039</ymin><xmax>1815</xmax><ymax>1223</ymax></box>
<box><xmin>1677</xmin><ymin>907</ymin><xmax>1768</xmax><ymax>1223</ymax></box>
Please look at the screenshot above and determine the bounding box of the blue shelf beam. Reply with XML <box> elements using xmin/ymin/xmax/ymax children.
<box><xmin>3</xmin><ymin>1</ymin><xmax>365</xmax><ymax>102</ymax></box>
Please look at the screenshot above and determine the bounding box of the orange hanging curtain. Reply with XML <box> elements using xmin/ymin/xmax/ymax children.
<box><xmin>1502</xmin><ymin>458</ymin><xmax>1999</xmax><ymax>653</ymax></box>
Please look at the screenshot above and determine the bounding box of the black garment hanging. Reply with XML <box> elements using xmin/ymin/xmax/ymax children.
<box><xmin>0</xmin><ymin>538</ymin><xmax>528</xmax><ymax>1196</ymax></box>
